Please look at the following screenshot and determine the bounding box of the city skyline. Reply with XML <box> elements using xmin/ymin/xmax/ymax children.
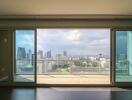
<box><xmin>37</xmin><ymin>49</ymin><xmax>109</xmax><ymax>58</ymax></box>
<box><xmin>16</xmin><ymin>46</ymin><xmax>109</xmax><ymax>60</ymax></box>
<box><xmin>37</xmin><ymin>29</ymin><xmax>110</xmax><ymax>57</ymax></box>
<box><xmin>16</xmin><ymin>29</ymin><xmax>110</xmax><ymax>58</ymax></box>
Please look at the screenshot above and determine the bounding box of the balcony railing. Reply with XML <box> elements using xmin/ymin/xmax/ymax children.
<box><xmin>16</xmin><ymin>59</ymin><xmax>110</xmax><ymax>75</ymax></box>
<box><xmin>116</xmin><ymin>60</ymin><xmax>129</xmax><ymax>75</ymax></box>
<box><xmin>15</xmin><ymin>58</ymin><xmax>131</xmax><ymax>76</ymax></box>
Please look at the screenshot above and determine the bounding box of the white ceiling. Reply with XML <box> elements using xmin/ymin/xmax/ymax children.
<box><xmin>0</xmin><ymin>0</ymin><xmax>132</xmax><ymax>15</ymax></box>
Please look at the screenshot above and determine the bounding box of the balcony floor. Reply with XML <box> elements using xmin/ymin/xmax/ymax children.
<box><xmin>14</xmin><ymin>75</ymin><xmax>111</xmax><ymax>84</ymax></box>
<box><xmin>37</xmin><ymin>75</ymin><xmax>110</xmax><ymax>84</ymax></box>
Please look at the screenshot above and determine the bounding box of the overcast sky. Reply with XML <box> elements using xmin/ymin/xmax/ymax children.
<box><xmin>37</xmin><ymin>29</ymin><xmax>110</xmax><ymax>57</ymax></box>
<box><xmin>16</xmin><ymin>29</ymin><xmax>110</xmax><ymax>57</ymax></box>
<box><xmin>16</xmin><ymin>30</ymin><xmax>35</xmax><ymax>54</ymax></box>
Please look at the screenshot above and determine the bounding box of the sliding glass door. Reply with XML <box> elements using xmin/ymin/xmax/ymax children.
<box><xmin>37</xmin><ymin>28</ymin><xmax>111</xmax><ymax>85</ymax></box>
<box><xmin>12</xmin><ymin>28</ymin><xmax>132</xmax><ymax>85</ymax></box>
<box><xmin>116</xmin><ymin>30</ymin><xmax>132</xmax><ymax>83</ymax></box>
<box><xmin>13</xmin><ymin>28</ymin><xmax>112</xmax><ymax>85</ymax></box>
<box><xmin>14</xmin><ymin>30</ymin><xmax>36</xmax><ymax>83</ymax></box>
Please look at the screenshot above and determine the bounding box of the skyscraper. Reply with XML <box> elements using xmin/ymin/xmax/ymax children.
<box><xmin>46</xmin><ymin>50</ymin><xmax>51</xmax><ymax>58</ymax></box>
<box><xmin>63</xmin><ymin>51</ymin><xmax>67</xmax><ymax>57</ymax></box>
<box><xmin>37</xmin><ymin>50</ymin><xmax>43</xmax><ymax>59</ymax></box>
<box><xmin>27</xmin><ymin>49</ymin><xmax>32</xmax><ymax>60</ymax></box>
<box><xmin>17</xmin><ymin>47</ymin><xmax>26</xmax><ymax>60</ymax></box>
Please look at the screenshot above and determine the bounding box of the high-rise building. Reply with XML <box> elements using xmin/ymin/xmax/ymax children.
<box><xmin>46</xmin><ymin>50</ymin><xmax>51</xmax><ymax>58</ymax></box>
<box><xmin>37</xmin><ymin>50</ymin><xmax>43</xmax><ymax>59</ymax></box>
<box><xmin>56</xmin><ymin>54</ymin><xmax>65</xmax><ymax>65</ymax></box>
<box><xmin>29</xmin><ymin>49</ymin><xmax>32</xmax><ymax>59</ymax></box>
<box><xmin>63</xmin><ymin>51</ymin><xmax>67</xmax><ymax>57</ymax></box>
<box><xmin>27</xmin><ymin>53</ymin><xmax>29</xmax><ymax>59</ymax></box>
<box><xmin>27</xmin><ymin>49</ymin><xmax>32</xmax><ymax>60</ymax></box>
<box><xmin>17</xmin><ymin>47</ymin><xmax>26</xmax><ymax>60</ymax></box>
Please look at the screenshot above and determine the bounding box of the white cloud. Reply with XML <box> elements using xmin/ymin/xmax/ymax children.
<box><xmin>64</xmin><ymin>29</ymin><xmax>81</xmax><ymax>41</ymax></box>
<box><xmin>36</xmin><ymin>29</ymin><xmax>110</xmax><ymax>56</ymax></box>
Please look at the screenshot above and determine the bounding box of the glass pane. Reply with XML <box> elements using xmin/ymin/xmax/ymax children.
<box><xmin>14</xmin><ymin>30</ymin><xmax>35</xmax><ymax>82</ymax></box>
<box><xmin>37</xmin><ymin>28</ymin><xmax>110</xmax><ymax>84</ymax></box>
<box><xmin>116</xmin><ymin>31</ymin><xmax>132</xmax><ymax>82</ymax></box>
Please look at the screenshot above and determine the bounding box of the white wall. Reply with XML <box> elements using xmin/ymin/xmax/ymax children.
<box><xmin>0</xmin><ymin>0</ymin><xmax>132</xmax><ymax>15</ymax></box>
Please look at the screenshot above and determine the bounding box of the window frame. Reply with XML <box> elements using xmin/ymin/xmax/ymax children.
<box><xmin>13</xmin><ymin>28</ymin><xmax>37</xmax><ymax>86</ymax></box>
<box><xmin>113</xmin><ymin>28</ymin><xmax>132</xmax><ymax>87</ymax></box>
<box><xmin>36</xmin><ymin>28</ymin><xmax>112</xmax><ymax>86</ymax></box>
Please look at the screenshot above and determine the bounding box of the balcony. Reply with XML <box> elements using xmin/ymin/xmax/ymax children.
<box><xmin>14</xmin><ymin>59</ymin><xmax>111</xmax><ymax>84</ymax></box>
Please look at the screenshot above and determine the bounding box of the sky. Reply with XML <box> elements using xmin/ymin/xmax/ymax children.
<box><xmin>16</xmin><ymin>29</ymin><xmax>110</xmax><ymax>57</ymax></box>
<box><xmin>16</xmin><ymin>30</ymin><xmax>35</xmax><ymax>54</ymax></box>
<box><xmin>37</xmin><ymin>29</ymin><xmax>110</xmax><ymax>57</ymax></box>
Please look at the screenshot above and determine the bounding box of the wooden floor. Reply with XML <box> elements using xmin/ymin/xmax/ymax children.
<box><xmin>0</xmin><ymin>87</ymin><xmax>132</xmax><ymax>100</ymax></box>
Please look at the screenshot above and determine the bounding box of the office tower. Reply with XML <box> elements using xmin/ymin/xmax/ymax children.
<box><xmin>27</xmin><ymin>49</ymin><xmax>32</xmax><ymax>60</ymax></box>
<box><xmin>27</xmin><ymin>53</ymin><xmax>29</xmax><ymax>59</ymax></box>
<box><xmin>63</xmin><ymin>51</ymin><xmax>67</xmax><ymax>57</ymax></box>
<box><xmin>17</xmin><ymin>47</ymin><xmax>26</xmax><ymax>60</ymax></box>
<box><xmin>37</xmin><ymin>50</ymin><xmax>43</xmax><ymax>59</ymax></box>
<box><xmin>28</xmin><ymin>49</ymin><xmax>32</xmax><ymax>59</ymax></box>
<box><xmin>46</xmin><ymin>50</ymin><xmax>51</xmax><ymax>58</ymax></box>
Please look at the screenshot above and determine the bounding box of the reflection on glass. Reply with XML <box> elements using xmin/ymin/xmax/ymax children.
<box><xmin>37</xmin><ymin>29</ymin><xmax>110</xmax><ymax>84</ymax></box>
<box><xmin>14</xmin><ymin>30</ymin><xmax>35</xmax><ymax>82</ymax></box>
<box><xmin>116</xmin><ymin>31</ymin><xmax>132</xmax><ymax>82</ymax></box>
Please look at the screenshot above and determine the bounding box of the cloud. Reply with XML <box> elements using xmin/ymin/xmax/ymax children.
<box><xmin>37</xmin><ymin>29</ymin><xmax>110</xmax><ymax>57</ymax></box>
<box><xmin>63</xmin><ymin>29</ymin><xmax>81</xmax><ymax>41</ymax></box>
<box><xmin>16</xmin><ymin>30</ymin><xmax>35</xmax><ymax>53</ymax></box>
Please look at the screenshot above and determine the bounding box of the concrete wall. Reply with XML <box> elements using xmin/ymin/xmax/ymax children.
<box><xmin>0</xmin><ymin>30</ymin><xmax>11</xmax><ymax>80</ymax></box>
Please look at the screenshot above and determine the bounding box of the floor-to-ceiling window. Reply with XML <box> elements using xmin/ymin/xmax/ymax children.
<box><xmin>14</xmin><ymin>30</ymin><xmax>35</xmax><ymax>82</ymax></box>
<box><xmin>13</xmin><ymin>29</ymin><xmax>132</xmax><ymax>85</ymax></box>
<box><xmin>37</xmin><ymin>28</ymin><xmax>111</xmax><ymax>84</ymax></box>
<box><xmin>116</xmin><ymin>31</ymin><xmax>132</xmax><ymax>82</ymax></box>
